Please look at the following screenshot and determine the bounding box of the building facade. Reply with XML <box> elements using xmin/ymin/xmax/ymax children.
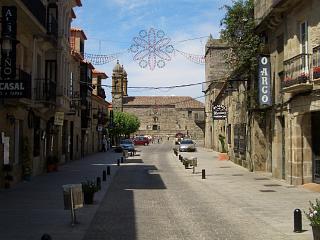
<box><xmin>255</xmin><ymin>0</ymin><xmax>320</xmax><ymax>185</ymax></box>
<box><xmin>111</xmin><ymin>62</ymin><xmax>205</xmax><ymax>140</ymax></box>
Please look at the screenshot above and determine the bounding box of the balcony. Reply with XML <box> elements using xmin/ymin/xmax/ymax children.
<box><xmin>313</xmin><ymin>45</ymin><xmax>320</xmax><ymax>83</ymax></box>
<box><xmin>20</xmin><ymin>0</ymin><xmax>46</xmax><ymax>28</ymax></box>
<box><xmin>282</xmin><ymin>53</ymin><xmax>312</xmax><ymax>93</ymax></box>
<box><xmin>34</xmin><ymin>79</ymin><xmax>56</xmax><ymax>104</ymax></box>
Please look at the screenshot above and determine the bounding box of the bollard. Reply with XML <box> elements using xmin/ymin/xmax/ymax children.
<box><xmin>117</xmin><ymin>159</ymin><xmax>120</xmax><ymax>166</ymax></box>
<box><xmin>121</xmin><ymin>157</ymin><xmax>124</xmax><ymax>163</ymax></box>
<box><xmin>202</xmin><ymin>169</ymin><xmax>206</xmax><ymax>179</ymax></box>
<box><xmin>96</xmin><ymin>177</ymin><xmax>101</xmax><ymax>190</ymax></box>
<box><xmin>41</xmin><ymin>234</ymin><xmax>52</xmax><ymax>240</ymax></box>
<box><xmin>293</xmin><ymin>209</ymin><xmax>302</xmax><ymax>232</ymax></box>
<box><xmin>193</xmin><ymin>166</ymin><xmax>195</xmax><ymax>174</ymax></box>
<box><xmin>107</xmin><ymin>166</ymin><xmax>111</xmax><ymax>175</ymax></box>
<box><xmin>102</xmin><ymin>170</ymin><xmax>106</xmax><ymax>181</ymax></box>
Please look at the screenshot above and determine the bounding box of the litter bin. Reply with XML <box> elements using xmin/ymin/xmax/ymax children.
<box><xmin>62</xmin><ymin>184</ymin><xmax>83</xmax><ymax>210</ymax></box>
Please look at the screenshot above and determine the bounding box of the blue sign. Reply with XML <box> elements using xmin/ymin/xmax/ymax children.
<box><xmin>258</xmin><ymin>55</ymin><xmax>272</xmax><ymax>106</ymax></box>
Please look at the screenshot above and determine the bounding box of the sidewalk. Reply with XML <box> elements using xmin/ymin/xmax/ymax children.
<box><xmin>179</xmin><ymin>147</ymin><xmax>320</xmax><ymax>240</ymax></box>
<box><xmin>0</xmin><ymin>151</ymin><xmax>122</xmax><ymax>240</ymax></box>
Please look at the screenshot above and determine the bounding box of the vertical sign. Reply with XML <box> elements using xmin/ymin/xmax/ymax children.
<box><xmin>1</xmin><ymin>6</ymin><xmax>17</xmax><ymax>80</ymax></box>
<box><xmin>258</xmin><ymin>55</ymin><xmax>272</xmax><ymax>106</ymax></box>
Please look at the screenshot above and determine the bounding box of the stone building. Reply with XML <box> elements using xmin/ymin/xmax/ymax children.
<box><xmin>111</xmin><ymin>61</ymin><xmax>205</xmax><ymax>140</ymax></box>
<box><xmin>0</xmin><ymin>0</ymin><xmax>82</xmax><ymax>187</ymax></box>
<box><xmin>254</xmin><ymin>0</ymin><xmax>320</xmax><ymax>185</ymax></box>
<box><xmin>204</xmin><ymin>35</ymin><xmax>270</xmax><ymax>172</ymax></box>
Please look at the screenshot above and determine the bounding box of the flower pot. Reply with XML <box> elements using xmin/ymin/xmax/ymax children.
<box><xmin>83</xmin><ymin>192</ymin><xmax>95</xmax><ymax>204</ymax></box>
<box><xmin>312</xmin><ymin>226</ymin><xmax>320</xmax><ymax>240</ymax></box>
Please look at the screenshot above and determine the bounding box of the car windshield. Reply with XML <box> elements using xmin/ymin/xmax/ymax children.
<box><xmin>121</xmin><ymin>140</ymin><xmax>133</xmax><ymax>144</ymax></box>
<box><xmin>181</xmin><ymin>140</ymin><xmax>193</xmax><ymax>144</ymax></box>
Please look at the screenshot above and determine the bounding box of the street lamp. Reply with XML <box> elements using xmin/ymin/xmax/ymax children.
<box><xmin>1</xmin><ymin>37</ymin><xmax>13</xmax><ymax>54</ymax></box>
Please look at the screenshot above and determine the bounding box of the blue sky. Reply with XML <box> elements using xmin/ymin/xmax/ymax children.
<box><xmin>72</xmin><ymin>0</ymin><xmax>232</xmax><ymax>102</ymax></box>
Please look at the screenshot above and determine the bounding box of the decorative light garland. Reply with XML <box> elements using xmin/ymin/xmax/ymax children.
<box><xmin>84</xmin><ymin>28</ymin><xmax>206</xmax><ymax>69</ymax></box>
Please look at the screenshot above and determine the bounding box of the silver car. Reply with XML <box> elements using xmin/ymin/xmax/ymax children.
<box><xmin>179</xmin><ymin>139</ymin><xmax>196</xmax><ymax>152</ymax></box>
<box><xmin>120</xmin><ymin>139</ymin><xmax>135</xmax><ymax>153</ymax></box>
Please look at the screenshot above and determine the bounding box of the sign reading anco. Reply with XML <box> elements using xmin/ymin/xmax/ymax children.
<box><xmin>258</xmin><ymin>55</ymin><xmax>271</xmax><ymax>106</ymax></box>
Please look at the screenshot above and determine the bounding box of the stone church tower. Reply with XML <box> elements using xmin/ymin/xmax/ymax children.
<box><xmin>111</xmin><ymin>61</ymin><xmax>128</xmax><ymax>111</ymax></box>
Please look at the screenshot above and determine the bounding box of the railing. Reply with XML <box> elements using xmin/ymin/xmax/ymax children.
<box><xmin>47</xmin><ymin>14</ymin><xmax>58</xmax><ymax>38</ymax></box>
<box><xmin>34</xmin><ymin>79</ymin><xmax>56</xmax><ymax>103</ymax></box>
<box><xmin>313</xmin><ymin>45</ymin><xmax>320</xmax><ymax>80</ymax></box>
<box><xmin>20</xmin><ymin>0</ymin><xmax>46</xmax><ymax>28</ymax></box>
<box><xmin>282</xmin><ymin>53</ymin><xmax>311</xmax><ymax>88</ymax></box>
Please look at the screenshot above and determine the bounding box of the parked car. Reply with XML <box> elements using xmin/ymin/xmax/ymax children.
<box><xmin>175</xmin><ymin>132</ymin><xmax>185</xmax><ymax>145</ymax></box>
<box><xmin>133</xmin><ymin>136</ymin><xmax>149</xmax><ymax>145</ymax></box>
<box><xmin>179</xmin><ymin>139</ymin><xmax>196</xmax><ymax>152</ymax></box>
<box><xmin>119</xmin><ymin>139</ymin><xmax>135</xmax><ymax>153</ymax></box>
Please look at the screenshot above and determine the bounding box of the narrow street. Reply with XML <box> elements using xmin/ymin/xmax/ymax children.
<box><xmin>83</xmin><ymin>142</ymin><xmax>316</xmax><ymax>240</ymax></box>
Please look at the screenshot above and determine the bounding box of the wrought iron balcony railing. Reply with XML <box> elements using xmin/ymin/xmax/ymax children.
<box><xmin>20</xmin><ymin>0</ymin><xmax>46</xmax><ymax>28</ymax></box>
<box><xmin>34</xmin><ymin>79</ymin><xmax>56</xmax><ymax>104</ymax></box>
<box><xmin>282</xmin><ymin>53</ymin><xmax>311</xmax><ymax>88</ymax></box>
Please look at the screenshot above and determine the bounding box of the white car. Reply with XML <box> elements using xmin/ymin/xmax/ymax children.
<box><xmin>179</xmin><ymin>139</ymin><xmax>196</xmax><ymax>152</ymax></box>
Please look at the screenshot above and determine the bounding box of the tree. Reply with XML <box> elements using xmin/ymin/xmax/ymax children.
<box><xmin>110</xmin><ymin>111</ymin><xmax>140</xmax><ymax>138</ymax></box>
<box><xmin>220</xmin><ymin>0</ymin><xmax>260</xmax><ymax>75</ymax></box>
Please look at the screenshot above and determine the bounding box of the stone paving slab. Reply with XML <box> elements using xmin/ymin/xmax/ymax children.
<box><xmin>178</xmin><ymin>147</ymin><xmax>320</xmax><ymax>239</ymax></box>
<box><xmin>0</xmin><ymin>151</ymin><xmax>122</xmax><ymax>240</ymax></box>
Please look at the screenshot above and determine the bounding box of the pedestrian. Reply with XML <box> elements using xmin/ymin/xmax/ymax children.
<box><xmin>41</xmin><ymin>234</ymin><xmax>52</xmax><ymax>240</ymax></box>
<box><xmin>102</xmin><ymin>135</ymin><xmax>107</xmax><ymax>152</ymax></box>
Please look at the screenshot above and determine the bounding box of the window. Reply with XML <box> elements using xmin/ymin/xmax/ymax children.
<box><xmin>152</xmin><ymin>125</ymin><xmax>158</xmax><ymax>130</ymax></box>
<box><xmin>153</xmin><ymin>116</ymin><xmax>158</xmax><ymax>122</ymax></box>
<box><xmin>188</xmin><ymin>110</ymin><xmax>192</xmax><ymax>118</ymax></box>
<box><xmin>194</xmin><ymin>113</ymin><xmax>199</xmax><ymax>120</ymax></box>
<box><xmin>300</xmin><ymin>21</ymin><xmax>309</xmax><ymax>73</ymax></box>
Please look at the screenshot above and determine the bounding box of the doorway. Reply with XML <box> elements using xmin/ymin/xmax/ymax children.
<box><xmin>70</xmin><ymin>121</ymin><xmax>74</xmax><ymax>161</ymax></box>
<box><xmin>311</xmin><ymin>112</ymin><xmax>320</xmax><ymax>183</ymax></box>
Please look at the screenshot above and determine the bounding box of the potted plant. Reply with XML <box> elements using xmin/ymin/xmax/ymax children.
<box><xmin>81</xmin><ymin>179</ymin><xmax>99</xmax><ymax>204</ymax></box>
<box><xmin>314</xmin><ymin>66</ymin><xmax>320</xmax><ymax>80</ymax></box>
<box><xmin>297</xmin><ymin>72</ymin><xmax>309</xmax><ymax>83</ymax></box>
<box><xmin>47</xmin><ymin>155</ymin><xmax>58</xmax><ymax>172</ymax></box>
<box><xmin>305</xmin><ymin>199</ymin><xmax>320</xmax><ymax>239</ymax></box>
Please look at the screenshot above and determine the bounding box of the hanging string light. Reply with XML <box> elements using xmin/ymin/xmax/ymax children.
<box><xmin>175</xmin><ymin>49</ymin><xmax>205</xmax><ymax>65</ymax></box>
<box><xmin>84</xmin><ymin>51</ymin><xmax>126</xmax><ymax>65</ymax></box>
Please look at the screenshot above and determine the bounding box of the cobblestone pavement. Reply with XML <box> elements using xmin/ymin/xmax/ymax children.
<box><xmin>83</xmin><ymin>142</ymin><xmax>318</xmax><ymax>240</ymax></box>
<box><xmin>0</xmin><ymin>143</ymin><xmax>318</xmax><ymax>240</ymax></box>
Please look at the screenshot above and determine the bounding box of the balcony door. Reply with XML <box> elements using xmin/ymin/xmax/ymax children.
<box><xmin>312</xmin><ymin>112</ymin><xmax>320</xmax><ymax>183</ymax></box>
<box><xmin>300</xmin><ymin>21</ymin><xmax>309</xmax><ymax>74</ymax></box>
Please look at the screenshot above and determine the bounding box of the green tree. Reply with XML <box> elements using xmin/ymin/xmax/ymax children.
<box><xmin>110</xmin><ymin>111</ymin><xmax>140</xmax><ymax>138</ymax></box>
<box><xmin>220</xmin><ymin>0</ymin><xmax>260</xmax><ymax>74</ymax></box>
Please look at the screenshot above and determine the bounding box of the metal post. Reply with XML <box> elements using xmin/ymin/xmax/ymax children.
<box><xmin>107</xmin><ymin>166</ymin><xmax>111</xmax><ymax>175</ymax></box>
<box><xmin>70</xmin><ymin>188</ymin><xmax>76</xmax><ymax>226</ymax></box>
<box><xmin>193</xmin><ymin>166</ymin><xmax>195</xmax><ymax>174</ymax></box>
<box><xmin>202</xmin><ymin>169</ymin><xmax>206</xmax><ymax>179</ymax></box>
<box><xmin>96</xmin><ymin>177</ymin><xmax>101</xmax><ymax>190</ymax></box>
<box><xmin>121</xmin><ymin>157</ymin><xmax>124</xmax><ymax>163</ymax></box>
<box><xmin>293</xmin><ymin>209</ymin><xmax>302</xmax><ymax>232</ymax></box>
<box><xmin>102</xmin><ymin>170</ymin><xmax>106</xmax><ymax>181</ymax></box>
<box><xmin>117</xmin><ymin>159</ymin><xmax>120</xmax><ymax>166</ymax></box>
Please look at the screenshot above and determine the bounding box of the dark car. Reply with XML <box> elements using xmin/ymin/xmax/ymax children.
<box><xmin>133</xmin><ymin>136</ymin><xmax>149</xmax><ymax>146</ymax></box>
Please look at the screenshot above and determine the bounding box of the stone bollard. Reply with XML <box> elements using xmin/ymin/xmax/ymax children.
<box><xmin>202</xmin><ymin>169</ymin><xmax>206</xmax><ymax>179</ymax></box>
<box><xmin>293</xmin><ymin>209</ymin><xmax>302</xmax><ymax>232</ymax></box>
<box><xmin>107</xmin><ymin>166</ymin><xmax>111</xmax><ymax>175</ymax></box>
